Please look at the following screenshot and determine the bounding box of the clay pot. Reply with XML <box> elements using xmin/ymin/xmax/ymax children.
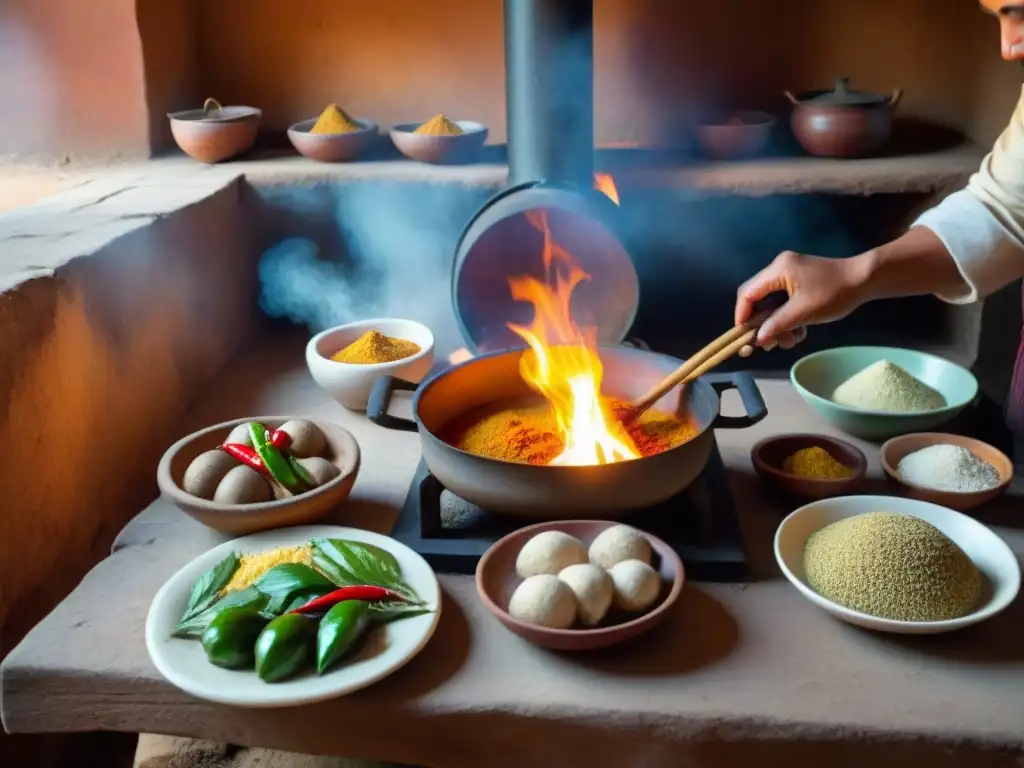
<box><xmin>784</xmin><ymin>77</ymin><xmax>902</xmax><ymax>158</ymax></box>
<box><xmin>167</xmin><ymin>98</ymin><xmax>262</xmax><ymax>164</ymax></box>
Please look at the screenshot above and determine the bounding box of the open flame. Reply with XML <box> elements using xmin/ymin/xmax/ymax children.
<box><xmin>506</xmin><ymin>211</ymin><xmax>639</xmax><ymax>466</ymax></box>
<box><xmin>594</xmin><ymin>173</ymin><xmax>620</xmax><ymax>206</ymax></box>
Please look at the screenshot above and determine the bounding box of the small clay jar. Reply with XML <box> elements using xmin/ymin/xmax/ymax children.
<box><xmin>784</xmin><ymin>77</ymin><xmax>902</xmax><ymax>158</ymax></box>
<box><xmin>167</xmin><ymin>97</ymin><xmax>262</xmax><ymax>164</ymax></box>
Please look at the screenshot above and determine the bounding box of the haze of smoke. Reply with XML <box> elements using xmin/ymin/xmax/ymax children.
<box><xmin>258</xmin><ymin>184</ymin><xmax>475</xmax><ymax>353</ymax></box>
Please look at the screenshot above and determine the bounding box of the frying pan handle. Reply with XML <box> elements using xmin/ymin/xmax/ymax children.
<box><xmin>366</xmin><ymin>376</ymin><xmax>419</xmax><ymax>432</ymax></box>
<box><xmin>709</xmin><ymin>372</ymin><xmax>768</xmax><ymax>429</ymax></box>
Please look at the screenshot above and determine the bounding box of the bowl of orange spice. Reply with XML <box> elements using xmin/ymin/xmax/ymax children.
<box><xmin>288</xmin><ymin>104</ymin><xmax>379</xmax><ymax>162</ymax></box>
<box><xmin>306</xmin><ymin>319</ymin><xmax>435</xmax><ymax>411</ymax></box>
<box><xmin>752</xmin><ymin>433</ymin><xmax>867</xmax><ymax>501</ymax></box>
<box><xmin>390</xmin><ymin>114</ymin><xmax>488</xmax><ymax>164</ymax></box>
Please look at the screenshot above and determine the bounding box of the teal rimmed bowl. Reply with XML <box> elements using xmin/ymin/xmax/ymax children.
<box><xmin>790</xmin><ymin>346</ymin><xmax>978</xmax><ymax>440</ymax></box>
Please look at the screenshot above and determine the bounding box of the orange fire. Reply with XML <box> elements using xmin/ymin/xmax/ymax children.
<box><xmin>506</xmin><ymin>211</ymin><xmax>639</xmax><ymax>466</ymax></box>
<box><xmin>594</xmin><ymin>173</ymin><xmax>620</xmax><ymax>206</ymax></box>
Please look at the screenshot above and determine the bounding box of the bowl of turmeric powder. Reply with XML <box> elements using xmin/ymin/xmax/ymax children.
<box><xmin>306</xmin><ymin>318</ymin><xmax>435</xmax><ymax>411</ymax></box>
<box><xmin>288</xmin><ymin>104</ymin><xmax>379</xmax><ymax>163</ymax></box>
<box><xmin>389</xmin><ymin>114</ymin><xmax>488</xmax><ymax>164</ymax></box>
<box><xmin>752</xmin><ymin>433</ymin><xmax>868</xmax><ymax>501</ymax></box>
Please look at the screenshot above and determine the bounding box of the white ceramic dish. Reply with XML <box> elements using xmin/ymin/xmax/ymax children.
<box><xmin>145</xmin><ymin>525</ymin><xmax>441</xmax><ymax>707</ymax></box>
<box><xmin>774</xmin><ymin>495</ymin><xmax>1020</xmax><ymax>635</ymax></box>
<box><xmin>306</xmin><ymin>318</ymin><xmax>435</xmax><ymax>411</ymax></box>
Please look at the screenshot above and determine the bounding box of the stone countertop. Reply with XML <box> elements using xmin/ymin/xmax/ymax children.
<box><xmin>2</xmin><ymin>334</ymin><xmax>1023</xmax><ymax>768</ymax></box>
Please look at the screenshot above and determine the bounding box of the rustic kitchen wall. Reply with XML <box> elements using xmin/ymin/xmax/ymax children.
<box><xmin>0</xmin><ymin>0</ymin><xmax>1020</xmax><ymax>160</ymax></box>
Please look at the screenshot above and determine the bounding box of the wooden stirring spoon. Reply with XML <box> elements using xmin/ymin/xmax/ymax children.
<box><xmin>625</xmin><ymin>292</ymin><xmax>787</xmax><ymax>422</ymax></box>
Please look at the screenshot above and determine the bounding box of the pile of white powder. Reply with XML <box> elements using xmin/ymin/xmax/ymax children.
<box><xmin>896</xmin><ymin>444</ymin><xmax>1001</xmax><ymax>492</ymax></box>
<box><xmin>831</xmin><ymin>360</ymin><xmax>946</xmax><ymax>413</ymax></box>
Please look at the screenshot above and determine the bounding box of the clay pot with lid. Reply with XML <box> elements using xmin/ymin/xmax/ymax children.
<box><xmin>168</xmin><ymin>97</ymin><xmax>262</xmax><ymax>163</ymax></box>
<box><xmin>785</xmin><ymin>77</ymin><xmax>903</xmax><ymax>158</ymax></box>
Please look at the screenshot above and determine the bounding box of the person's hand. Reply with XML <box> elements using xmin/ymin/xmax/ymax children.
<box><xmin>735</xmin><ymin>250</ymin><xmax>869</xmax><ymax>355</ymax></box>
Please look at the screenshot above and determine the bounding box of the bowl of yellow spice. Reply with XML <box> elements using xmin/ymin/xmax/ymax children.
<box><xmin>288</xmin><ymin>104</ymin><xmax>379</xmax><ymax>163</ymax></box>
<box><xmin>752</xmin><ymin>433</ymin><xmax>867</xmax><ymax>501</ymax></box>
<box><xmin>306</xmin><ymin>318</ymin><xmax>435</xmax><ymax>411</ymax></box>
<box><xmin>390</xmin><ymin>114</ymin><xmax>488</xmax><ymax>164</ymax></box>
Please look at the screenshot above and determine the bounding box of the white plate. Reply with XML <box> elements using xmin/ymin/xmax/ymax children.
<box><xmin>145</xmin><ymin>525</ymin><xmax>441</xmax><ymax>707</ymax></box>
<box><xmin>774</xmin><ymin>495</ymin><xmax>1020</xmax><ymax>635</ymax></box>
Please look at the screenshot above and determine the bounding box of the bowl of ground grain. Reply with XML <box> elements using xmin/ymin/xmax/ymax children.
<box><xmin>389</xmin><ymin>115</ymin><xmax>488</xmax><ymax>164</ymax></box>
<box><xmin>791</xmin><ymin>346</ymin><xmax>978</xmax><ymax>439</ymax></box>
<box><xmin>306</xmin><ymin>318</ymin><xmax>435</xmax><ymax>411</ymax></box>
<box><xmin>775</xmin><ymin>495</ymin><xmax>1020</xmax><ymax>634</ymax></box>
<box><xmin>752</xmin><ymin>433</ymin><xmax>867</xmax><ymax>500</ymax></box>
<box><xmin>880</xmin><ymin>432</ymin><xmax>1013</xmax><ymax>510</ymax></box>
<box><xmin>288</xmin><ymin>104</ymin><xmax>379</xmax><ymax>163</ymax></box>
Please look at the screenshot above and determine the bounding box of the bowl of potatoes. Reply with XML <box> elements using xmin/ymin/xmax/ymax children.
<box><xmin>157</xmin><ymin>416</ymin><xmax>360</xmax><ymax>534</ymax></box>
<box><xmin>475</xmin><ymin>520</ymin><xmax>684</xmax><ymax>651</ymax></box>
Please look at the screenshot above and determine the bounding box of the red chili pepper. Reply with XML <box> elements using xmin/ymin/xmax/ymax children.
<box><xmin>288</xmin><ymin>586</ymin><xmax>406</xmax><ymax>615</ymax></box>
<box><xmin>269</xmin><ymin>429</ymin><xmax>292</xmax><ymax>450</ymax></box>
<box><xmin>220</xmin><ymin>443</ymin><xmax>271</xmax><ymax>477</ymax></box>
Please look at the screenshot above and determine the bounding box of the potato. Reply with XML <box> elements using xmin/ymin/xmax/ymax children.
<box><xmin>278</xmin><ymin>419</ymin><xmax>326</xmax><ymax>458</ymax></box>
<box><xmin>296</xmin><ymin>456</ymin><xmax>340</xmax><ymax>487</ymax></box>
<box><xmin>225</xmin><ymin>423</ymin><xmax>253</xmax><ymax>447</ymax></box>
<box><xmin>213</xmin><ymin>465</ymin><xmax>273</xmax><ymax>505</ymax></box>
<box><xmin>182</xmin><ymin>449</ymin><xmax>237</xmax><ymax>500</ymax></box>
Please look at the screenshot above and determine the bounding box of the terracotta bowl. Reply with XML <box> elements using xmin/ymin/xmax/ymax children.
<box><xmin>287</xmin><ymin>117</ymin><xmax>379</xmax><ymax>162</ymax></box>
<box><xmin>694</xmin><ymin>111</ymin><xmax>776</xmax><ymax>159</ymax></box>
<box><xmin>157</xmin><ymin>416</ymin><xmax>360</xmax><ymax>534</ymax></box>
<box><xmin>167</xmin><ymin>104</ymin><xmax>261</xmax><ymax>164</ymax></box>
<box><xmin>389</xmin><ymin>121</ymin><xmax>488</xmax><ymax>164</ymax></box>
<box><xmin>751</xmin><ymin>433</ymin><xmax>868</xmax><ymax>501</ymax></box>
<box><xmin>880</xmin><ymin>432</ymin><xmax>1013</xmax><ymax>511</ymax></box>
<box><xmin>476</xmin><ymin>520</ymin><xmax>684</xmax><ymax>651</ymax></box>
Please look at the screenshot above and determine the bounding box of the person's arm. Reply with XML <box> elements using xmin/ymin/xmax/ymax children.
<box><xmin>850</xmin><ymin>225</ymin><xmax>969</xmax><ymax>304</ymax></box>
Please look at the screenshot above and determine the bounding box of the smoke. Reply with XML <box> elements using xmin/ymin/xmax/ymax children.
<box><xmin>258</xmin><ymin>183</ymin><xmax>485</xmax><ymax>355</ymax></box>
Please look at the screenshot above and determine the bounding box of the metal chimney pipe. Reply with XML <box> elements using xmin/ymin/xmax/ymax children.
<box><xmin>503</xmin><ymin>0</ymin><xmax>595</xmax><ymax>187</ymax></box>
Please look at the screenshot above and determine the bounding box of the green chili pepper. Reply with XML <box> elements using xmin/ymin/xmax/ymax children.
<box><xmin>316</xmin><ymin>599</ymin><xmax>371</xmax><ymax>675</ymax></box>
<box><xmin>255</xmin><ymin>614</ymin><xmax>314</xmax><ymax>683</ymax></box>
<box><xmin>287</xmin><ymin>454</ymin><xmax>317</xmax><ymax>488</ymax></box>
<box><xmin>200</xmin><ymin>607</ymin><xmax>271</xmax><ymax>670</ymax></box>
<box><xmin>248</xmin><ymin>422</ymin><xmax>302</xmax><ymax>492</ymax></box>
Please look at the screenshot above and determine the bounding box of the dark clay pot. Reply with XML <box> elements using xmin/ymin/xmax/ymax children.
<box><xmin>785</xmin><ymin>77</ymin><xmax>902</xmax><ymax>158</ymax></box>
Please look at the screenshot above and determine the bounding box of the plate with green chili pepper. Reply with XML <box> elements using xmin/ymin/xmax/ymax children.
<box><xmin>145</xmin><ymin>524</ymin><xmax>440</xmax><ymax>707</ymax></box>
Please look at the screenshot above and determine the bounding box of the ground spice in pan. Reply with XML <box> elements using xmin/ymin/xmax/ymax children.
<box><xmin>782</xmin><ymin>446</ymin><xmax>854</xmax><ymax>479</ymax></box>
<box><xmin>310</xmin><ymin>104</ymin><xmax>361</xmax><ymax>134</ymax></box>
<box><xmin>414</xmin><ymin>114</ymin><xmax>463</xmax><ymax>136</ymax></box>
<box><xmin>440</xmin><ymin>398</ymin><xmax>698</xmax><ymax>465</ymax></box>
<box><xmin>331</xmin><ymin>330</ymin><xmax>421</xmax><ymax>365</ymax></box>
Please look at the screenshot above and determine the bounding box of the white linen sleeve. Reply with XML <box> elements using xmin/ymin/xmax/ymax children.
<box><xmin>912</xmin><ymin>85</ymin><xmax>1024</xmax><ymax>305</ymax></box>
<box><xmin>913</xmin><ymin>189</ymin><xmax>1024</xmax><ymax>304</ymax></box>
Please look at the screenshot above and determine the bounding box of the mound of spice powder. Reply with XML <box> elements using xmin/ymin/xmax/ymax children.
<box><xmin>782</xmin><ymin>446</ymin><xmax>854</xmax><ymax>479</ymax></box>
<box><xmin>331</xmin><ymin>330</ymin><xmax>421</xmax><ymax>365</ymax></box>
<box><xmin>310</xmin><ymin>104</ymin><xmax>361</xmax><ymax>135</ymax></box>
<box><xmin>414</xmin><ymin>114</ymin><xmax>463</xmax><ymax>136</ymax></box>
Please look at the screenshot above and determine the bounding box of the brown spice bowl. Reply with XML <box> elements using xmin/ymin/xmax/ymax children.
<box><xmin>157</xmin><ymin>416</ymin><xmax>360</xmax><ymax>535</ymax></box>
<box><xmin>880</xmin><ymin>432</ymin><xmax>1013</xmax><ymax>511</ymax></box>
<box><xmin>389</xmin><ymin>121</ymin><xmax>488</xmax><ymax>164</ymax></box>
<box><xmin>287</xmin><ymin>117</ymin><xmax>379</xmax><ymax>162</ymax></box>
<box><xmin>694</xmin><ymin>111</ymin><xmax>776</xmax><ymax>159</ymax></box>
<box><xmin>751</xmin><ymin>433</ymin><xmax>868</xmax><ymax>501</ymax></box>
<box><xmin>167</xmin><ymin>101</ymin><xmax>262</xmax><ymax>164</ymax></box>
<box><xmin>475</xmin><ymin>520</ymin><xmax>684</xmax><ymax>652</ymax></box>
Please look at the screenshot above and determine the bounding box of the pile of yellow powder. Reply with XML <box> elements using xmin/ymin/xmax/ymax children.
<box><xmin>331</xmin><ymin>330</ymin><xmax>421</xmax><ymax>365</ymax></box>
<box><xmin>310</xmin><ymin>104</ymin><xmax>361</xmax><ymax>135</ymax></box>
<box><xmin>414</xmin><ymin>114</ymin><xmax>463</xmax><ymax>136</ymax></box>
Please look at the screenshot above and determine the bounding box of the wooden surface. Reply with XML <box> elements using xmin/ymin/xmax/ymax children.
<box><xmin>2</xmin><ymin>333</ymin><xmax>1023</xmax><ymax>768</ymax></box>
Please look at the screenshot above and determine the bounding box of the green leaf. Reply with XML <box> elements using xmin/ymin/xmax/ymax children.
<box><xmin>179</xmin><ymin>552</ymin><xmax>241</xmax><ymax>625</ymax></box>
<box><xmin>275</xmin><ymin>586</ymin><xmax>336</xmax><ymax>615</ymax></box>
<box><xmin>173</xmin><ymin>586</ymin><xmax>268</xmax><ymax>638</ymax></box>
<box><xmin>367</xmin><ymin>603</ymin><xmax>433</xmax><ymax>624</ymax></box>
<box><xmin>312</xmin><ymin>539</ymin><xmax>422</xmax><ymax>603</ymax></box>
<box><xmin>254</xmin><ymin>563</ymin><xmax>334</xmax><ymax>614</ymax></box>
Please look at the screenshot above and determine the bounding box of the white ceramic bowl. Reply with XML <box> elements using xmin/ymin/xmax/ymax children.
<box><xmin>774</xmin><ymin>494</ymin><xmax>1020</xmax><ymax>634</ymax></box>
<box><xmin>306</xmin><ymin>318</ymin><xmax>435</xmax><ymax>411</ymax></box>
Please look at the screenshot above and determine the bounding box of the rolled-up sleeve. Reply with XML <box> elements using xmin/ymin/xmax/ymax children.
<box><xmin>914</xmin><ymin>86</ymin><xmax>1024</xmax><ymax>304</ymax></box>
